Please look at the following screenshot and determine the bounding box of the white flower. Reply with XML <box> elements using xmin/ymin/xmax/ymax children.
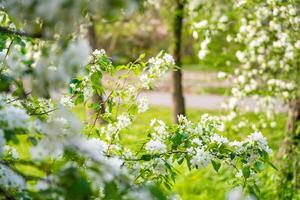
<box><xmin>0</xmin><ymin>164</ymin><xmax>26</xmax><ymax>191</ymax></box>
<box><xmin>226</xmin><ymin>35</ymin><xmax>233</xmax><ymax>42</ymax></box>
<box><xmin>235</xmin><ymin>0</ymin><xmax>247</xmax><ymax>7</ymax></box>
<box><xmin>237</xmin><ymin>75</ymin><xmax>246</xmax><ymax>83</ymax></box>
<box><xmin>217</xmin><ymin>71</ymin><xmax>227</xmax><ymax>79</ymax></box>
<box><xmin>102</xmin><ymin>124</ymin><xmax>118</xmax><ymax>137</ymax></box>
<box><xmin>84</xmin><ymin>87</ymin><xmax>93</xmax><ymax>100</ymax></box>
<box><xmin>177</xmin><ymin>115</ymin><xmax>188</xmax><ymax>124</ymax></box>
<box><xmin>140</xmin><ymin>74</ymin><xmax>152</xmax><ymax>89</ymax></box>
<box><xmin>0</xmin><ymin>105</ymin><xmax>29</xmax><ymax>129</ymax></box>
<box><xmin>192</xmin><ymin>31</ymin><xmax>198</xmax><ymax>39</ymax></box>
<box><xmin>138</xmin><ymin>98</ymin><xmax>149</xmax><ymax>113</ymax></box>
<box><xmin>235</xmin><ymin>170</ymin><xmax>243</xmax><ymax>178</ymax></box>
<box><xmin>228</xmin><ymin>97</ymin><xmax>239</xmax><ymax>109</ymax></box>
<box><xmin>229</xmin><ymin>140</ymin><xmax>243</xmax><ymax>148</ymax></box>
<box><xmin>295</xmin><ymin>40</ymin><xmax>300</xmax><ymax>49</ymax></box>
<box><xmin>150</xmin><ymin>119</ymin><xmax>157</xmax><ymax>127</ymax></box>
<box><xmin>163</xmin><ymin>53</ymin><xmax>175</xmax><ymax>65</ymax></box>
<box><xmin>154</xmin><ymin>120</ymin><xmax>168</xmax><ymax>136</ymax></box>
<box><xmin>201</xmin><ymin>38</ymin><xmax>211</xmax><ymax>49</ymax></box>
<box><xmin>93</xmin><ymin>49</ymin><xmax>106</xmax><ymax>56</ymax></box>
<box><xmin>190</xmin><ymin>148</ymin><xmax>211</xmax><ymax>168</ymax></box>
<box><xmin>236</xmin><ymin>51</ymin><xmax>246</xmax><ymax>62</ymax></box>
<box><xmin>116</xmin><ymin>114</ymin><xmax>131</xmax><ymax>129</ymax></box>
<box><xmin>74</xmin><ymin>138</ymin><xmax>107</xmax><ymax>161</ymax></box>
<box><xmin>129</xmin><ymin>189</ymin><xmax>153</xmax><ymax>200</ymax></box>
<box><xmin>145</xmin><ymin>139</ymin><xmax>166</xmax><ymax>154</ymax></box>
<box><xmin>35</xmin><ymin>180</ymin><xmax>49</xmax><ymax>190</ymax></box>
<box><xmin>219</xmin><ymin>15</ymin><xmax>228</xmax><ymax>23</ymax></box>
<box><xmin>0</xmin><ymin>129</ymin><xmax>5</xmax><ymax>156</ymax></box>
<box><xmin>60</xmin><ymin>95</ymin><xmax>74</xmax><ymax>107</ymax></box>
<box><xmin>217</xmin><ymin>123</ymin><xmax>225</xmax><ymax>132</ymax></box>
<box><xmin>247</xmin><ymin>132</ymin><xmax>272</xmax><ymax>154</ymax></box>
<box><xmin>210</xmin><ymin>134</ymin><xmax>228</xmax><ymax>145</ymax></box>
<box><xmin>103</xmin><ymin>157</ymin><xmax>124</xmax><ymax>181</ymax></box>
<box><xmin>198</xmin><ymin>49</ymin><xmax>208</xmax><ymax>60</ymax></box>
<box><xmin>194</xmin><ymin>20</ymin><xmax>208</xmax><ymax>29</ymax></box>
<box><xmin>226</xmin><ymin>186</ymin><xmax>256</xmax><ymax>200</ymax></box>
<box><xmin>4</xmin><ymin>146</ymin><xmax>19</xmax><ymax>159</ymax></box>
<box><xmin>270</xmin><ymin>121</ymin><xmax>277</xmax><ymax>128</ymax></box>
<box><xmin>192</xmin><ymin>138</ymin><xmax>203</xmax><ymax>146</ymax></box>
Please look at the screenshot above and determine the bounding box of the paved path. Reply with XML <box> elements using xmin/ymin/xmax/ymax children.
<box><xmin>140</xmin><ymin>92</ymin><xmax>287</xmax><ymax>112</ymax></box>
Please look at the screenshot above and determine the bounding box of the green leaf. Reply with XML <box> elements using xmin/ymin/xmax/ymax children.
<box><xmin>148</xmin><ymin>185</ymin><xmax>167</xmax><ymax>200</ymax></box>
<box><xmin>266</xmin><ymin>160</ymin><xmax>278</xmax><ymax>170</ymax></box>
<box><xmin>177</xmin><ymin>157</ymin><xmax>184</xmax><ymax>165</ymax></box>
<box><xmin>211</xmin><ymin>160</ymin><xmax>221</xmax><ymax>172</ymax></box>
<box><xmin>138</xmin><ymin>53</ymin><xmax>146</xmax><ymax>60</ymax></box>
<box><xmin>141</xmin><ymin>154</ymin><xmax>152</xmax><ymax>161</ymax></box>
<box><xmin>242</xmin><ymin>166</ymin><xmax>250</xmax><ymax>178</ymax></box>
<box><xmin>171</xmin><ymin>132</ymin><xmax>183</xmax><ymax>147</ymax></box>
<box><xmin>254</xmin><ymin>161</ymin><xmax>264</xmax><ymax>172</ymax></box>
<box><xmin>164</xmin><ymin>181</ymin><xmax>172</xmax><ymax>191</ymax></box>
<box><xmin>27</xmin><ymin>136</ymin><xmax>38</xmax><ymax>146</ymax></box>
<box><xmin>74</xmin><ymin>94</ymin><xmax>84</xmax><ymax>104</ymax></box>
<box><xmin>104</xmin><ymin>181</ymin><xmax>121</xmax><ymax>200</ymax></box>
<box><xmin>66</xmin><ymin>178</ymin><xmax>91</xmax><ymax>200</ymax></box>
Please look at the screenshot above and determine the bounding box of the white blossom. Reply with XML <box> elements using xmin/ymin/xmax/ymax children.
<box><xmin>145</xmin><ymin>139</ymin><xmax>166</xmax><ymax>154</ymax></box>
<box><xmin>247</xmin><ymin>132</ymin><xmax>272</xmax><ymax>154</ymax></box>
<box><xmin>210</xmin><ymin>133</ymin><xmax>228</xmax><ymax>145</ymax></box>
<box><xmin>0</xmin><ymin>164</ymin><xmax>26</xmax><ymax>191</ymax></box>
<box><xmin>0</xmin><ymin>105</ymin><xmax>29</xmax><ymax>129</ymax></box>
<box><xmin>74</xmin><ymin>138</ymin><xmax>107</xmax><ymax>161</ymax></box>
<box><xmin>138</xmin><ymin>98</ymin><xmax>149</xmax><ymax>113</ymax></box>
<box><xmin>198</xmin><ymin>49</ymin><xmax>208</xmax><ymax>60</ymax></box>
<box><xmin>116</xmin><ymin>114</ymin><xmax>131</xmax><ymax>129</ymax></box>
<box><xmin>163</xmin><ymin>53</ymin><xmax>175</xmax><ymax>65</ymax></box>
<box><xmin>60</xmin><ymin>95</ymin><xmax>74</xmax><ymax>107</ymax></box>
<box><xmin>0</xmin><ymin>129</ymin><xmax>5</xmax><ymax>156</ymax></box>
<box><xmin>194</xmin><ymin>20</ymin><xmax>208</xmax><ymax>29</ymax></box>
<box><xmin>190</xmin><ymin>148</ymin><xmax>211</xmax><ymax>168</ymax></box>
<box><xmin>217</xmin><ymin>71</ymin><xmax>227</xmax><ymax>79</ymax></box>
<box><xmin>226</xmin><ymin>186</ymin><xmax>256</xmax><ymax>200</ymax></box>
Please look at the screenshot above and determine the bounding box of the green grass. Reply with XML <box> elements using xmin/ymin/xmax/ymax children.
<box><xmin>196</xmin><ymin>87</ymin><xmax>230</xmax><ymax>96</ymax></box>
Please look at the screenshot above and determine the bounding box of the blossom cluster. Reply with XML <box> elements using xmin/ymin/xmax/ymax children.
<box><xmin>123</xmin><ymin>114</ymin><xmax>273</xmax><ymax>189</ymax></box>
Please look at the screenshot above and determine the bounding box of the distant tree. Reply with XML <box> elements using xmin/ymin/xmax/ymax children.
<box><xmin>171</xmin><ymin>0</ymin><xmax>186</xmax><ymax>123</ymax></box>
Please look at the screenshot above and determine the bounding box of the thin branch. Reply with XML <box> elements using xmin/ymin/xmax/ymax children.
<box><xmin>0</xmin><ymin>26</ymin><xmax>44</xmax><ymax>39</ymax></box>
<box><xmin>6</xmin><ymin>92</ymin><xmax>31</xmax><ymax>104</ymax></box>
<box><xmin>30</xmin><ymin>108</ymin><xmax>58</xmax><ymax>116</ymax></box>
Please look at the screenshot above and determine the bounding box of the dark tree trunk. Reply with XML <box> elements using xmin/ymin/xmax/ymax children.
<box><xmin>171</xmin><ymin>0</ymin><xmax>185</xmax><ymax>123</ymax></box>
<box><xmin>277</xmin><ymin>98</ymin><xmax>300</xmax><ymax>199</ymax></box>
<box><xmin>87</xmin><ymin>18</ymin><xmax>106</xmax><ymax>124</ymax></box>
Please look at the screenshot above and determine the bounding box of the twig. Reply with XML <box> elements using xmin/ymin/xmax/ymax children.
<box><xmin>6</xmin><ymin>92</ymin><xmax>31</xmax><ymax>104</ymax></box>
<box><xmin>30</xmin><ymin>108</ymin><xmax>58</xmax><ymax>116</ymax></box>
<box><xmin>0</xmin><ymin>26</ymin><xmax>44</xmax><ymax>39</ymax></box>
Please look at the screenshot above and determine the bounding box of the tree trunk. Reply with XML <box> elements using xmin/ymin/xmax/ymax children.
<box><xmin>171</xmin><ymin>0</ymin><xmax>185</xmax><ymax>123</ymax></box>
<box><xmin>277</xmin><ymin>98</ymin><xmax>300</xmax><ymax>199</ymax></box>
<box><xmin>87</xmin><ymin>18</ymin><xmax>106</xmax><ymax>124</ymax></box>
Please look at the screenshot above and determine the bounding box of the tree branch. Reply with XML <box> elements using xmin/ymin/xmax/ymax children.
<box><xmin>0</xmin><ymin>26</ymin><xmax>43</xmax><ymax>39</ymax></box>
